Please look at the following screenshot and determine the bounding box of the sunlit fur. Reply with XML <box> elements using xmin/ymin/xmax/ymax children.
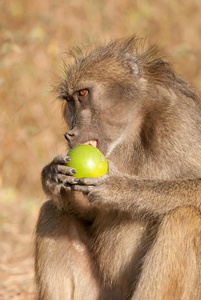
<box><xmin>35</xmin><ymin>36</ymin><xmax>201</xmax><ymax>300</ymax></box>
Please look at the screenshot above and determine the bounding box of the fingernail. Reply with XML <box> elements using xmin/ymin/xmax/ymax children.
<box><xmin>71</xmin><ymin>169</ymin><xmax>76</xmax><ymax>174</ymax></box>
<box><xmin>65</xmin><ymin>157</ymin><xmax>71</xmax><ymax>162</ymax></box>
<box><xmin>74</xmin><ymin>178</ymin><xmax>79</xmax><ymax>183</ymax></box>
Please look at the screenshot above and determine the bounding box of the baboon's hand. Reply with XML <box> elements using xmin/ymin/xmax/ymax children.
<box><xmin>41</xmin><ymin>155</ymin><xmax>79</xmax><ymax>198</ymax></box>
<box><xmin>71</xmin><ymin>161</ymin><xmax>124</xmax><ymax>204</ymax></box>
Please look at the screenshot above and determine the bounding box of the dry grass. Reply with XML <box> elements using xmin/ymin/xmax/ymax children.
<box><xmin>1</xmin><ymin>0</ymin><xmax>201</xmax><ymax>298</ymax></box>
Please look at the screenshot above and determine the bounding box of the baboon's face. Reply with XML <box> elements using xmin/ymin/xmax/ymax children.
<box><xmin>62</xmin><ymin>77</ymin><xmax>143</xmax><ymax>156</ymax></box>
<box><xmin>60</xmin><ymin>51</ymin><xmax>144</xmax><ymax>156</ymax></box>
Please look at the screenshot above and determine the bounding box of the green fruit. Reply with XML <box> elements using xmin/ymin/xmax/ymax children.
<box><xmin>67</xmin><ymin>145</ymin><xmax>108</xmax><ymax>179</ymax></box>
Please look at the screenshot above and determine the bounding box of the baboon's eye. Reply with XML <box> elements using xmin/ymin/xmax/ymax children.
<box><xmin>78</xmin><ymin>89</ymin><xmax>88</xmax><ymax>97</ymax></box>
<box><xmin>66</xmin><ymin>95</ymin><xmax>73</xmax><ymax>101</ymax></box>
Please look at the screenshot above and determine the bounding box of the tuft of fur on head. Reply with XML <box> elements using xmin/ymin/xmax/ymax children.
<box><xmin>57</xmin><ymin>34</ymin><xmax>199</xmax><ymax>109</ymax></box>
<box><xmin>57</xmin><ymin>35</ymin><xmax>177</xmax><ymax>97</ymax></box>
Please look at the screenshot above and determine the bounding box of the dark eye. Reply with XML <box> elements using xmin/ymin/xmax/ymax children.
<box><xmin>66</xmin><ymin>95</ymin><xmax>73</xmax><ymax>101</ymax></box>
<box><xmin>78</xmin><ymin>89</ymin><xmax>88</xmax><ymax>97</ymax></box>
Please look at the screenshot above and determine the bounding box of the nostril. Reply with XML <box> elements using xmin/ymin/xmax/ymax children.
<box><xmin>68</xmin><ymin>131</ymin><xmax>75</xmax><ymax>137</ymax></box>
<box><xmin>64</xmin><ymin>132</ymin><xmax>68</xmax><ymax>141</ymax></box>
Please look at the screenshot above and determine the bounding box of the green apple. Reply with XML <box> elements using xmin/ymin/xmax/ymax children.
<box><xmin>67</xmin><ymin>145</ymin><xmax>108</xmax><ymax>179</ymax></box>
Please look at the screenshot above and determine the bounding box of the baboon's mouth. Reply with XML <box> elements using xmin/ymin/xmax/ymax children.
<box><xmin>84</xmin><ymin>140</ymin><xmax>98</xmax><ymax>147</ymax></box>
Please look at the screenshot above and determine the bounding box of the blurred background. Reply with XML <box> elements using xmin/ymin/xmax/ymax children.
<box><xmin>1</xmin><ymin>0</ymin><xmax>201</xmax><ymax>298</ymax></box>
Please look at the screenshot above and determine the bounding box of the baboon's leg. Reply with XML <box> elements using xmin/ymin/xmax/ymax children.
<box><xmin>35</xmin><ymin>200</ymin><xmax>101</xmax><ymax>300</ymax></box>
<box><xmin>132</xmin><ymin>206</ymin><xmax>201</xmax><ymax>300</ymax></box>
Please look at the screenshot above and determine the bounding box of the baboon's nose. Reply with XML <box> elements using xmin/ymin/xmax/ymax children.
<box><xmin>64</xmin><ymin>130</ymin><xmax>76</xmax><ymax>141</ymax></box>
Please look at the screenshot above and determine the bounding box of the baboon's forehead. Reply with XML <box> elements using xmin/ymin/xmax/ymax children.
<box><xmin>62</xmin><ymin>36</ymin><xmax>174</xmax><ymax>94</ymax></box>
<box><xmin>65</xmin><ymin>52</ymin><xmax>131</xmax><ymax>93</ymax></box>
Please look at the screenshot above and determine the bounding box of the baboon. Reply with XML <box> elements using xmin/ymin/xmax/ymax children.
<box><xmin>35</xmin><ymin>36</ymin><xmax>201</xmax><ymax>300</ymax></box>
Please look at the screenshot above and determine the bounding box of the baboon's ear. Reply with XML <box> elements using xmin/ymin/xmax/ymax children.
<box><xmin>124</xmin><ymin>52</ymin><xmax>142</xmax><ymax>77</ymax></box>
<box><xmin>116</xmin><ymin>35</ymin><xmax>142</xmax><ymax>77</ymax></box>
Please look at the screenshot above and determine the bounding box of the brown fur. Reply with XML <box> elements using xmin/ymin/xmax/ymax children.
<box><xmin>35</xmin><ymin>36</ymin><xmax>201</xmax><ymax>299</ymax></box>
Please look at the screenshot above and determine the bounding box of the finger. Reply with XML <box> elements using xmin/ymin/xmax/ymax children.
<box><xmin>71</xmin><ymin>185</ymin><xmax>93</xmax><ymax>193</ymax></box>
<box><xmin>52</xmin><ymin>155</ymin><xmax>71</xmax><ymax>165</ymax></box>
<box><xmin>78</xmin><ymin>175</ymin><xmax>108</xmax><ymax>186</ymax></box>
<box><xmin>47</xmin><ymin>181</ymin><xmax>60</xmax><ymax>195</ymax></box>
<box><xmin>57</xmin><ymin>174</ymin><xmax>79</xmax><ymax>185</ymax></box>
<box><xmin>57</xmin><ymin>165</ymin><xmax>76</xmax><ymax>176</ymax></box>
